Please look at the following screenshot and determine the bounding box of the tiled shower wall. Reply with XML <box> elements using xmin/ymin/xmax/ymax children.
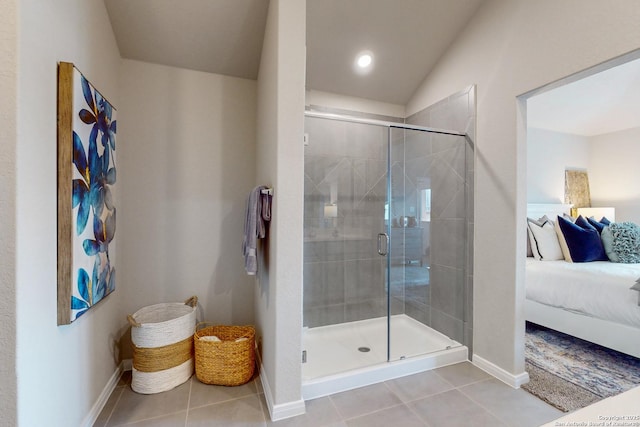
<box><xmin>405</xmin><ymin>85</ymin><xmax>476</xmax><ymax>354</ymax></box>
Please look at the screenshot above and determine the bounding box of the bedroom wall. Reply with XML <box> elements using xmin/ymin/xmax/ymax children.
<box><xmin>117</xmin><ymin>59</ymin><xmax>257</xmax><ymax>332</ymax></box>
<box><xmin>406</xmin><ymin>0</ymin><xmax>640</xmax><ymax>380</ymax></box>
<box><xmin>527</xmin><ymin>128</ymin><xmax>590</xmax><ymax>203</ymax></box>
<box><xmin>0</xmin><ymin>0</ymin><xmax>17</xmax><ymax>424</ymax></box>
<box><xmin>589</xmin><ymin>126</ymin><xmax>640</xmax><ymax>222</ymax></box>
<box><xmin>15</xmin><ymin>0</ymin><xmax>124</xmax><ymax>425</ymax></box>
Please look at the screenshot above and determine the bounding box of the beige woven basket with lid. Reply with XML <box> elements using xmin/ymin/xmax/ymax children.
<box><xmin>128</xmin><ymin>296</ymin><xmax>198</xmax><ymax>394</ymax></box>
<box><xmin>194</xmin><ymin>323</ymin><xmax>256</xmax><ymax>386</ymax></box>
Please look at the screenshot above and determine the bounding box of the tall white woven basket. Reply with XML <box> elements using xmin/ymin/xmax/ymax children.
<box><xmin>128</xmin><ymin>296</ymin><xmax>197</xmax><ymax>394</ymax></box>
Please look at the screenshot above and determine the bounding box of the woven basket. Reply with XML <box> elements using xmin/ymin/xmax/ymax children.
<box><xmin>128</xmin><ymin>296</ymin><xmax>198</xmax><ymax>394</ymax></box>
<box><xmin>194</xmin><ymin>323</ymin><xmax>255</xmax><ymax>386</ymax></box>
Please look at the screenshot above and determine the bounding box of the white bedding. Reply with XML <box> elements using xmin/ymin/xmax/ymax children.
<box><xmin>526</xmin><ymin>258</ymin><xmax>640</xmax><ymax>329</ymax></box>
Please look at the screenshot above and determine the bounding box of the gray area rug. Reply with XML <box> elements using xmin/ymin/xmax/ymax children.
<box><xmin>523</xmin><ymin>362</ymin><xmax>600</xmax><ymax>412</ymax></box>
<box><xmin>523</xmin><ymin>322</ymin><xmax>640</xmax><ymax>412</ymax></box>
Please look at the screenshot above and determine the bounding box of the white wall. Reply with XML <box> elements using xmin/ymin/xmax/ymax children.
<box><xmin>118</xmin><ymin>59</ymin><xmax>257</xmax><ymax>331</ymax></box>
<box><xmin>306</xmin><ymin>89</ymin><xmax>406</xmax><ymax>118</ymax></box>
<box><xmin>590</xmin><ymin>126</ymin><xmax>640</xmax><ymax>222</ymax></box>
<box><xmin>16</xmin><ymin>0</ymin><xmax>123</xmax><ymax>425</ymax></box>
<box><xmin>527</xmin><ymin>126</ymin><xmax>640</xmax><ymax>223</ymax></box>
<box><xmin>0</xmin><ymin>0</ymin><xmax>17</xmax><ymax>424</ymax></box>
<box><xmin>527</xmin><ymin>128</ymin><xmax>590</xmax><ymax>203</ymax></box>
<box><xmin>255</xmin><ymin>0</ymin><xmax>306</xmax><ymax>419</ymax></box>
<box><xmin>407</xmin><ymin>0</ymin><xmax>640</xmax><ymax>378</ymax></box>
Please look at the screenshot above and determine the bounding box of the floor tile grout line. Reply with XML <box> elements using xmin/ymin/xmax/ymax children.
<box><xmin>456</xmin><ymin>379</ymin><xmax>527</xmax><ymax>427</ymax></box>
<box><xmin>331</xmin><ymin>381</ymin><xmax>410</xmax><ymax>422</ymax></box>
<box><xmin>324</xmin><ymin>366</ymin><xmax>485</xmax><ymax>423</ymax></box>
<box><xmin>184</xmin><ymin>378</ymin><xmax>265</xmax><ymax>422</ymax></box>
<box><xmin>187</xmin><ymin>392</ymin><xmax>263</xmax><ymax>412</ymax></box>
<box><xmin>339</xmin><ymin>401</ymin><xmax>413</xmax><ymax>423</ymax></box>
<box><xmin>384</xmin><ymin>372</ymin><xmax>480</xmax><ymax>427</ymax></box>
<box><xmin>110</xmin><ymin>377</ymin><xmax>193</xmax><ymax>426</ymax></box>
<box><xmin>404</xmin><ymin>400</ymin><xmax>432</xmax><ymax>427</ymax></box>
<box><xmin>430</xmin><ymin>368</ymin><xmax>461</xmax><ymax>390</ymax></box>
<box><xmin>326</xmin><ymin>393</ymin><xmax>344</xmax><ymax>422</ymax></box>
<box><xmin>184</xmin><ymin>377</ymin><xmax>193</xmax><ymax>427</ymax></box>
<box><xmin>252</xmin><ymin>379</ymin><xmax>269</xmax><ymax>425</ymax></box>
<box><xmin>102</xmin><ymin>385</ymin><xmax>125</xmax><ymax>427</ymax></box>
<box><xmin>118</xmin><ymin>409</ymin><xmax>190</xmax><ymax>426</ymax></box>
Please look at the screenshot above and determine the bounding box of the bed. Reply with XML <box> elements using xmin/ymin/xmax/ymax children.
<box><xmin>525</xmin><ymin>203</ymin><xmax>640</xmax><ymax>358</ymax></box>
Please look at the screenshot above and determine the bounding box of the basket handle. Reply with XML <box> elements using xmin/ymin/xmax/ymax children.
<box><xmin>127</xmin><ymin>314</ymin><xmax>141</xmax><ymax>328</ymax></box>
<box><xmin>127</xmin><ymin>296</ymin><xmax>197</xmax><ymax>328</ymax></box>
<box><xmin>194</xmin><ymin>321</ymin><xmax>213</xmax><ymax>338</ymax></box>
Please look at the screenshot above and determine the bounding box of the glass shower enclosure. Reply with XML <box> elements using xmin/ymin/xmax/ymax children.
<box><xmin>302</xmin><ymin>112</ymin><xmax>469</xmax><ymax>382</ymax></box>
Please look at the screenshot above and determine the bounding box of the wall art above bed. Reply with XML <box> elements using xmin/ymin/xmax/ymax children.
<box><xmin>57</xmin><ymin>62</ymin><xmax>117</xmax><ymax>325</ymax></box>
<box><xmin>564</xmin><ymin>170</ymin><xmax>591</xmax><ymax>215</ymax></box>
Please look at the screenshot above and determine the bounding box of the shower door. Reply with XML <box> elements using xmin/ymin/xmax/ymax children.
<box><xmin>303</xmin><ymin>116</ymin><xmax>390</xmax><ymax>378</ymax></box>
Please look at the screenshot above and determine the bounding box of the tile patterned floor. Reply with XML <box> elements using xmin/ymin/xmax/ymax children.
<box><xmin>95</xmin><ymin>362</ymin><xmax>563</xmax><ymax>427</ymax></box>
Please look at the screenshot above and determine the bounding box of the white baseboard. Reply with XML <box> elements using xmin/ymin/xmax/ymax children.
<box><xmin>258</xmin><ymin>361</ymin><xmax>306</xmax><ymax>421</ymax></box>
<box><xmin>81</xmin><ymin>361</ymin><xmax>125</xmax><ymax>427</ymax></box>
<box><xmin>472</xmin><ymin>354</ymin><xmax>530</xmax><ymax>389</ymax></box>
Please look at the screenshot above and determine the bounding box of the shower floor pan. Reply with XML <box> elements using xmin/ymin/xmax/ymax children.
<box><xmin>302</xmin><ymin>314</ymin><xmax>468</xmax><ymax>400</ymax></box>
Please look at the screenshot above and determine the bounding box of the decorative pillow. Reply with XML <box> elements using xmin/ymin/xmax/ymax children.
<box><xmin>600</xmin><ymin>222</ymin><xmax>640</xmax><ymax>263</ymax></box>
<box><xmin>554</xmin><ymin>215</ymin><xmax>608</xmax><ymax>262</ymax></box>
<box><xmin>575</xmin><ymin>215</ymin><xmax>597</xmax><ymax>231</ymax></box>
<box><xmin>526</xmin><ymin>216</ymin><xmax>549</xmax><ymax>257</ymax></box>
<box><xmin>586</xmin><ymin>216</ymin><xmax>612</xmax><ymax>233</ymax></box>
<box><xmin>527</xmin><ymin>217</ymin><xmax>563</xmax><ymax>261</ymax></box>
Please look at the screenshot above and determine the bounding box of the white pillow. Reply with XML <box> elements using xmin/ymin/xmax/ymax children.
<box><xmin>526</xmin><ymin>216</ymin><xmax>548</xmax><ymax>258</ymax></box>
<box><xmin>527</xmin><ymin>217</ymin><xmax>564</xmax><ymax>261</ymax></box>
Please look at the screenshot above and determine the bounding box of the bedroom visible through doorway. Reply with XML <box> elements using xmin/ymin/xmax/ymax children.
<box><xmin>519</xmin><ymin>49</ymin><xmax>640</xmax><ymax>410</ymax></box>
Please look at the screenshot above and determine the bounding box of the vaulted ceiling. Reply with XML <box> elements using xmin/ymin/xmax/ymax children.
<box><xmin>104</xmin><ymin>0</ymin><xmax>640</xmax><ymax>134</ymax></box>
<box><xmin>104</xmin><ymin>0</ymin><xmax>485</xmax><ymax>105</ymax></box>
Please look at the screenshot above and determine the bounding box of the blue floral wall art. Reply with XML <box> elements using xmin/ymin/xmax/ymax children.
<box><xmin>57</xmin><ymin>62</ymin><xmax>117</xmax><ymax>325</ymax></box>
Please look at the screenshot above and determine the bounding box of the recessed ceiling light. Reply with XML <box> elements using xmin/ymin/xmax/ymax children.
<box><xmin>357</xmin><ymin>54</ymin><xmax>372</xmax><ymax>68</ymax></box>
<box><xmin>354</xmin><ymin>51</ymin><xmax>374</xmax><ymax>74</ymax></box>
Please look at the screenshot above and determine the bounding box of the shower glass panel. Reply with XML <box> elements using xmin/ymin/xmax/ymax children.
<box><xmin>303</xmin><ymin>114</ymin><xmax>466</xmax><ymax>380</ymax></box>
<box><xmin>387</xmin><ymin>127</ymin><xmax>465</xmax><ymax>362</ymax></box>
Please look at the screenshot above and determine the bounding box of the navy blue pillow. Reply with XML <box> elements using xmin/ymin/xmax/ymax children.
<box><xmin>556</xmin><ymin>215</ymin><xmax>608</xmax><ymax>262</ymax></box>
<box><xmin>586</xmin><ymin>216</ymin><xmax>608</xmax><ymax>233</ymax></box>
<box><xmin>575</xmin><ymin>215</ymin><xmax>596</xmax><ymax>231</ymax></box>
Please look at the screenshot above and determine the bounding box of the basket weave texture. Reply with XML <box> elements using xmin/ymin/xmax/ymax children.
<box><xmin>128</xmin><ymin>296</ymin><xmax>197</xmax><ymax>394</ymax></box>
<box><xmin>194</xmin><ymin>323</ymin><xmax>255</xmax><ymax>386</ymax></box>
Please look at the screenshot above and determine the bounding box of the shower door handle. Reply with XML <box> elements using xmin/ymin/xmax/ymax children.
<box><xmin>377</xmin><ymin>233</ymin><xmax>389</xmax><ymax>256</ymax></box>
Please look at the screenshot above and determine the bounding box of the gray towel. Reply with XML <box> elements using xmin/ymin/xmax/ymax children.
<box><xmin>243</xmin><ymin>186</ymin><xmax>272</xmax><ymax>275</ymax></box>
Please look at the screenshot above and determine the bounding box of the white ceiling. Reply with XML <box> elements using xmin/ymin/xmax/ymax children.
<box><xmin>104</xmin><ymin>0</ymin><xmax>270</xmax><ymax>80</ymax></box>
<box><xmin>306</xmin><ymin>0</ymin><xmax>485</xmax><ymax>105</ymax></box>
<box><xmin>104</xmin><ymin>0</ymin><xmax>485</xmax><ymax>105</ymax></box>
<box><xmin>527</xmin><ymin>57</ymin><xmax>640</xmax><ymax>137</ymax></box>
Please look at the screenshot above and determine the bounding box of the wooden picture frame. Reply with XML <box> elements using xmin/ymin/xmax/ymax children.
<box><xmin>57</xmin><ymin>62</ymin><xmax>117</xmax><ymax>325</ymax></box>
